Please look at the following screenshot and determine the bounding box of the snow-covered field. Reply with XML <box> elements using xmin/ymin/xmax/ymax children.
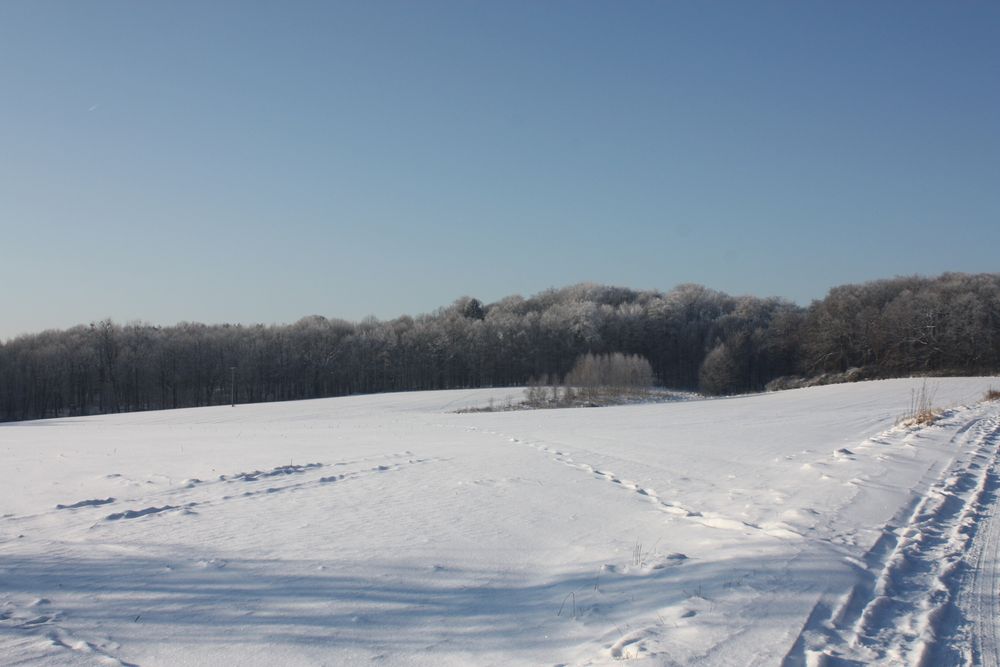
<box><xmin>2</xmin><ymin>378</ymin><xmax>999</xmax><ymax>666</ymax></box>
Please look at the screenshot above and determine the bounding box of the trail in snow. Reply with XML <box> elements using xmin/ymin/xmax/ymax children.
<box><xmin>784</xmin><ymin>410</ymin><xmax>1000</xmax><ymax>666</ymax></box>
<box><xmin>935</xmin><ymin>419</ymin><xmax>1000</xmax><ymax>667</ymax></box>
<box><xmin>964</xmin><ymin>459</ymin><xmax>1000</xmax><ymax>667</ymax></box>
<box><xmin>500</xmin><ymin>433</ymin><xmax>802</xmax><ymax>539</ymax></box>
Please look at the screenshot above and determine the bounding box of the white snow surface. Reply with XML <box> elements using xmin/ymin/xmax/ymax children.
<box><xmin>2</xmin><ymin>378</ymin><xmax>999</xmax><ymax>666</ymax></box>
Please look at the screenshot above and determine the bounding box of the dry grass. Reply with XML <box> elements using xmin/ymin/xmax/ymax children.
<box><xmin>907</xmin><ymin>407</ymin><xmax>941</xmax><ymax>426</ymax></box>
<box><xmin>985</xmin><ymin>386</ymin><xmax>1000</xmax><ymax>402</ymax></box>
<box><xmin>897</xmin><ymin>380</ymin><xmax>942</xmax><ymax>427</ymax></box>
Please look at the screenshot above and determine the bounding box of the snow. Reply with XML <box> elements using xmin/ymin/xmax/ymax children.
<box><xmin>1</xmin><ymin>378</ymin><xmax>999</xmax><ymax>665</ymax></box>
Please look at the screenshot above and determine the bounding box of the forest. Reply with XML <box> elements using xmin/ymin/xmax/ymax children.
<box><xmin>2</xmin><ymin>272</ymin><xmax>998</xmax><ymax>422</ymax></box>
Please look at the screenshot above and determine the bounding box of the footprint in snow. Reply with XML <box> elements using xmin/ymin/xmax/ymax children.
<box><xmin>19</xmin><ymin>614</ymin><xmax>56</xmax><ymax>627</ymax></box>
<box><xmin>224</xmin><ymin>463</ymin><xmax>324</xmax><ymax>482</ymax></box>
<box><xmin>56</xmin><ymin>498</ymin><xmax>115</xmax><ymax>510</ymax></box>
<box><xmin>105</xmin><ymin>504</ymin><xmax>195</xmax><ymax>521</ymax></box>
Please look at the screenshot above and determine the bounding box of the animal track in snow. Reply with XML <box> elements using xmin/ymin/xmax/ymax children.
<box><xmin>87</xmin><ymin>455</ymin><xmax>440</xmax><ymax>529</ymax></box>
<box><xmin>222</xmin><ymin>462</ymin><xmax>324</xmax><ymax>482</ymax></box>
<box><xmin>511</xmin><ymin>435</ymin><xmax>792</xmax><ymax>538</ymax></box>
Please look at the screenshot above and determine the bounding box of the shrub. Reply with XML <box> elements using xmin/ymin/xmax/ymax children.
<box><xmin>522</xmin><ymin>352</ymin><xmax>655</xmax><ymax>408</ymax></box>
<box><xmin>564</xmin><ymin>352</ymin><xmax>654</xmax><ymax>401</ymax></box>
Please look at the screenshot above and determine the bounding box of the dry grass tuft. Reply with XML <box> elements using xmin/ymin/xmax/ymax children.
<box><xmin>984</xmin><ymin>386</ymin><xmax>1000</xmax><ymax>402</ymax></box>
<box><xmin>897</xmin><ymin>380</ymin><xmax>942</xmax><ymax>427</ymax></box>
<box><xmin>908</xmin><ymin>407</ymin><xmax>941</xmax><ymax>426</ymax></box>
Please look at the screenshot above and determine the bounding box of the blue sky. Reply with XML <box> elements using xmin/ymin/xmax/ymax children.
<box><xmin>2</xmin><ymin>1</ymin><xmax>998</xmax><ymax>340</ymax></box>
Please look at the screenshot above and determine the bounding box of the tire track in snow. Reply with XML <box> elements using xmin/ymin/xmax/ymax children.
<box><xmin>783</xmin><ymin>408</ymin><xmax>1000</xmax><ymax>666</ymax></box>
<box><xmin>969</xmin><ymin>464</ymin><xmax>1000</xmax><ymax>667</ymax></box>
<box><xmin>937</xmin><ymin>427</ymin><xmax>1000</xmax><ymax>666</ymax></box>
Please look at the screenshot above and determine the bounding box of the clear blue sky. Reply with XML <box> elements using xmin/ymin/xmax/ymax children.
<box><xmin>2</xmin><ymin>1</ymin><xmax>998</xmax><ymax>340</ymax></box>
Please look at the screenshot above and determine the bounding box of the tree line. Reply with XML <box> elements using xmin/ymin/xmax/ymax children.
<box><xmin>1</xmin><ymin>273</ymin><xmax>998</xmax><ymax>422</ymax></box>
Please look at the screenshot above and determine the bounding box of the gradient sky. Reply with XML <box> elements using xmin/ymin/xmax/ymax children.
<box><xmin>2</xmin><ymin>1</ymin><xmax>998</xmax><ymax>340</ymax></box>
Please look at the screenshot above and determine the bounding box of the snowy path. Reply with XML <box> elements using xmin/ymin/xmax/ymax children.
<box><xmin>783</xmin><ymin>409</ymin><xmax>1000</xmax><ymax>666</ymax></box>
<box><xmin>935</xmin><ymin>419</ymin><xmax>1000</xmax><ymax>667</ymax></box>
<box><xmin>2</xmin><ymin>380</ymin><xmax>1000</xmax><ymax>666</ymax></box>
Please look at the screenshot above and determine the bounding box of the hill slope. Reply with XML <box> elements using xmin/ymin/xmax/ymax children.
<box><xmin>2</xmin><ymin>379</ymin><xmax>999</xmax><ymax>665</ymax></box>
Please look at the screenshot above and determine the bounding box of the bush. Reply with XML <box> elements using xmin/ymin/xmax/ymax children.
<box><xmin>563</xmin><ymin>352</ymin><xmax>654</xmax><ymax>401</ymax></box>
<box><xmin>521</xmin><ymin>352</ymin><xmax>655</xmax><ymax>408</ymax></box>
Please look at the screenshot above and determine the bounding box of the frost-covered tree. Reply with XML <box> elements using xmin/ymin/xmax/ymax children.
<box><xmin>1</xmin><ymin>274</ymin><xmax>998</xmax><ymax>422</ymax></box>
